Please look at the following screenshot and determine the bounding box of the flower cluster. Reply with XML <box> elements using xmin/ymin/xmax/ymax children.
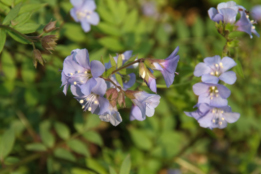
<box><xmin>61</xmin><ymin>48</ymin><xmax>180</xmax><ymax>126</ymax></box>
<box><xmin>185</xmin><ymin>55</ymin><xmax>240</xmax><ymax>129</ymax></box>
<box><xmin>70</xmin><ymin>0</ymin><xmax>100</xmax><ymax>32</ymax></box>
<box><xmin>208</xmin><ymin>1</ymin><xmax>259</xmax><ymax>38</ymax></box>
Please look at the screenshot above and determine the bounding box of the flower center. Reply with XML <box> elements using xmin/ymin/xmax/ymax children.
<box><xmin>80</xmin><ymin>93</ymin><xmax>99</xmax><ymax>111</ymax></box>
<box><xmin>77</xmin><ymin>10</ymin><xmax>92</xmax><ymax>20</ymax></box>
<box><xmin>210</xmin><ymin>62</ymin><xmax>223</xmax><ymax>76</ymax></box>
<box><xmin>211</xmin><ymin>108</ymin><xmax>225</xmax><ymax>126</ymax></box>
<box><xmin>209</xmin><ymin>86</ymin><xmax>219</xmax><ymax>100</ymax></box>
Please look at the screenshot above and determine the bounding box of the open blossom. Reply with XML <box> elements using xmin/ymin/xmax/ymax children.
<box><xmin>193</xmin><ymin>82</ymin><xmax>231</xmax><ymax>107</ymax></box>
<box><xmin>236</xmin><ymin>11</ymin><xmax>260</xmax><ymax>38</ymax></box>
<box><xmin>185</xmin><ymin>103</ymin><xmax>240</xmax><ymax>129</ymax></box>
<box><xmin>99</xmin><ymin>105</ymin><xmax>122</xmax><ymax>126</ymax></box>
<box><xmin>61</xmin><ymin>48</ymin><xmax>105</xmax><ymax>95</ymax></box>
<box><xmin>208</xmin><ymin>1</ymin><xmax>239</xmax><ymax>23</ymax></box>
<box><xmin>251</xmin><ymin>5</ymin><xmax>261</xmax><ymax>21</ymax></box>
<box><xmin>75</xmin><ymin>78</ymin><xmax>109</xmax><ymax>115</ymax></box>
<box><xmin>70</xmin><ymin>0</ymin><xmax>99</xmax><ymax>32</ymax></box>
<box><xmin>194</xmin><ymin>55</ymin><xmax>237</xmax><ymax>85</ymax></box>
<box><xmin>130</xmin><ymin>91</ymin><xmax>160</xmax><ymax>121</ymax></box>
<box><xmin>152</xmin><ymin>46</ymin><xmax>179</xmax><ymax>88</ymax></box>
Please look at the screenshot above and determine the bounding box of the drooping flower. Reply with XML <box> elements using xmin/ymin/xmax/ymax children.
<box><xmin>194</xmin><ymin>55</ymin><xmax>237</xmax><ymax>85</ymax></box>
<box><xmin>236</xmin><ymin>11</ymin><xmax>260</xmax><ymax>38</ymax></box>
<box><xmin>208</xmin><ymin>1</ymin><xmax>239</xmax><ymax>24</ymax></box>
<box><xmin>61</xmin><ymin>48</ymin><xmax>105</xmax><ymax>95</ymax></box>
<box><xmin>185</xmin><ymin>103</ymin><xmax>240</xmax><ymax>129</ymax></box>
<box><xmin>99</xmin><ymin>105</ymin><xmax>122</xmax><ymax>126</ymax></box>
<box><xmin>139</xmin><ymin>63</ymin><xmax>157</xmax><ymax>92</ymax></box>
<box><xmin>251</xmin><ymin>5</ymin><xmax>261</xmax><ymax>21</ymax></box>
<box><xmin>75</xmin><ymin>78</ymin><xmax>109</xmax><ymax>115</ymax></box>
<box><xmin>193</xmin><ymin>82</ymin><xmax>231</xmax><ymax>107</ymax></box>
<box><xmin>130</xmin><ymin>91</ymin><xmax>160</xmax><ymax>121</ymax></box>
<box><xmin>70</xmin><ymin>0</ymin><xmax>100</xmax><ymax>32</ymax></box>
<box><xmin>151</xmin><ymin>46</ymin><xmax>180</xmax><ymax>88</ymax></box>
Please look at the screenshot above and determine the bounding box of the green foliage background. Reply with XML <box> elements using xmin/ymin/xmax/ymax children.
<box><xmin>0</xmin><ymin>0</ymin><xmax>261</xmax><ymax>173</ymax></box>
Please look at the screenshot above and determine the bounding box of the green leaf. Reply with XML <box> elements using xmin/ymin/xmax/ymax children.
<box><xmin>110</xmin><ymin>55</ymin><xmax>116</xmax><ymax>67</ymax></box>
<box><xmin>124</xmin><ymin>55</ymin><xmax>138</xmax><ymax>66</ymax></box>
<box><xmin>192</xmin><ymin>17</ymin><xmax>204</xmax><ymax>38</ymax></box>
<box><xmin>74</xmin><ymin>112</ymin><xmax>84</xmax><ymax>133</ymax></box>
<box><xmin>0</xmin><ymin>128</ymin><xmax>15</xmax><ymax>159</ymax></box>
<box><xmin>19</xmin><ymin>3</ymin><xmax>47</xmax><ymax>14</ymax></box>
<box><xmin>1</xmin><ymin>0</ymin><xmax>13</xmax><ymax>6</ymax></box>
<box><xmin>21</xmin><ymin>58</ymin><xmax>36</xmax><ymax>82</ymax></box>
<box><xmin>105</xmin><ymin>66</ymin><xmax>116</xmax><ymax>78</ymax></box>
<box><xmin>67</xmin><ymin>139</ymin><xmax>90</xmax><ymax>157</ymax></box>
<box><xmin>0</xmin><ymin>2</ymin><xmax>10</xmax><ymax>14</ymax></box>
<box><xmin>40</xmin><ymin>121</ymin><xmax>55</xmax><ymax>148</ymax></box>
<box><xmin>119</xmin><ymin>155</ymin><xmax>131</xmax><ymax>174</ymax></box>
<box><xmin>25</xmin><ymin>143</ymin><xmax>47</xmax><ymax>151</ymax></box>
<box><xmin>235</xmin><ymin>59</ymin><xmax>244</xmax><ymax>78</ymax></box>
<box><xmin>129</xmin><ymin>129</ymin><xmax>152</xmax><ymax>150</ymax></box>
<box><xmin>109</xmin><ymin>166</ymin><xmax>117</xmax><ymax>174</ymax></box>
<box><xmin>54</xmin><ymin>148</ymin><xmax>76</xmax><ymax>162</ymax></box>
<box><xmin>115</xmin><ymin>74</ymin><xmax>123</xmax><ymax>87</ymax></box>
<box><xmin>122</xmin><ymin>10</ymin><xmax>138</xmax><ymax>33</ymax></box>
<box><xmin>54</xmin><ymin>122</ymin><xmax>70</xmax><ymax>140</ymax></box>
<box><xmin>12</xmin><ymin>12</ymin><xmax>31</xmax><ymax>27</ymax></box>
<box><xmin>0</xmin><ymin>29</ymin><xmax>6</xmax><ymax>54</ymax></box>
<box><xmin>71</xmin><ymin>168</ymin><xmax>89</xmax><ymax>174</ymax></box>
<box><xmin>117</xmin><ymin>54</ymin><xmax>123</xmax><ymax>68</ymax></box>
<box><xmin>3</xmin><ymin>2</ymin><xmax>22</xmax><ymax>25</ymax></box>
<box><xmin>98</xmin><ymin>22</ymin><xmax>121</xmax><ymax>37</ymax></box>
<box><xmin>98</xmin><ymin>37</ymin><xmax>124</xmax><ymax>51</ymax></box>
<box><xmin>117</xmin><ymin>1</ymin><xmax>128</xmax><ymax>24</ymax></box>
<box><xmin>89</xmin><ymin>48</ymin><xmax>107</xmax><ymax>61</ymax></box>
<box><xmin>24</xmin><ymin>89</ymin><xmax>38</xmax><ymax>106</ymax></box>
<box><xmin>14</xmin><ymin>23</ymin><xmax>40</xmax><ymax>34</ymax></box>
<box><xmin>176</xmin><ymin>19</ymin><xmax>190</xmax><ymax>39</ymax></box>
<box><xmin>7</xmin><ymin>30</ymin><xmax>31</xmax><ymax>44</ymax></box>
<box><xmin>63</xmin><ymin>23</ymin><xmax>86</xmax><ymax>42</ymax></box>
<box><xmin>83</xmin><ymin>131</ymin><xmax>103</xmax><ymax>146</ymax></box>
<box><xmin>86</xmin><ymin>158</ymin><xmax>107</xmax><ymax>174</ymax></box>
<box><xmin>97</xmin><ymin>5</ymin><xmax>115</xmax><ymax>24</ymax></box>
<box><xmin>1</xmin><ymin>51</ymin><xmax>17</xmax><ymax>80</ymax></box>
<box><xmin>85</xmin><ymin>114</ymin><xmax>101</xmax><ymax>130</ymax></box>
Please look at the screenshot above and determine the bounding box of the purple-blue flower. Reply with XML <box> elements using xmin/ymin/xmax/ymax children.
<box><xmin>208</xmin><ymin>1</ymin><xmax>239</xmax><ymax>24</ymax></box>
<box><xmin>194</xmin><ymin>55</ymin><xmax>237</xmax><ymax>85</ymax></box>
<box><xmin>70</xmin><ymin>0</ymin><xmax>100</xmax><ymax>32</ymax></box>
<box><xmin>61</xmin><ymin>48</ymin><xmax>105</xmax><ymax>95</ymax></box>
<box><xmin>139</xmin><ymin>63</ymin><xmax>157</xmax><ymax>93</ymax></box>
<box><xmin>236</xmin><ymin>11</ymin><xmax>260</xmax><ymax>38</ymax></box>
<box><xmin>251</xmin><ymin>5</ymin><xmax>261</xmax><ymax>21</ymax></box>
<box><xmin>193</xmin><ymin>82</ymin><xmax>231</xmax><ymax>107</ymax></box>
<box><xmin>75</xmin><ymin>78</ymin><xmax>109</xmax><ymax>115</ymax></box>
<box><xmin>130</xmin><ymin>91</ymin><xmax>160</xmax><ymax>121</ymax></box>
<box><xmin>185</xmin><ymin>103</ymin><xmax>240</xmax><ymax>129</ymax></box>
<box><xmin>152</xmin><ymin>46</ymin><xmax>180</xmax><ymax>88</ymax></box>
<box><xmin>99</xmin><ymin>105</ymin><xmax>122</xmax><ymax>126</ymax></box>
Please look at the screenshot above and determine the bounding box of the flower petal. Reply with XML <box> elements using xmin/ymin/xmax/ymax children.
<box><xmin>221</xmin><ymin>57</ymin><xmax>236</xmax><ymax>72</ymax></box>
<box><xmin>161</xmin><ymin>70</ymin><xmax>175</xmax><ymax>88</ymax></box>
<box><xmin>87</xmin><ymin>12</ymin><xmax>100</xmax><ymax>25</ymax></box>
<box><xmin>164</xmin><ymin>55</ymin><xmax>179</xmax><ymax>74</ymax></box>
<box><xmin>147</xmin><ymin>77</ymin><xmax>157</xmax><ymax>93</ymax></box>
<box><xmin>70</xmin><ymin>8</ymin><xmax>80</xmax><ymax>22</ymax></box>
<box><xmin>202</xmin><ymin>74</ymin><xmax>219</xmax><ymax>84</ymax></box>
<box><xmin>208</xmin><ymin>7</ymin><xmax>223</xmax><ymax>22</ymax></box>
<box><xmin>130</xmin><ymin>106</ymin><xmax>145</xmax><ymax>121</ymax></box>
<box><xmin>90</xmin><ymin>60</ymin><xmax>105</xmax><ymax>78</ymax></box>
<box><xmin>70</xmin><ymin>85</ymin><xmax>84</xmax><ymax>96</ymax></box>
<box><xmin>97</xmin><ymin>96</ymin><xmax>110</xmax><ymax>115</ymax></box>
<box><xmin>198</xmin><ymin>112</ymin><xmax>213</xmax><ymax>128</ymax></box>
<box><xmin>166</xmin><ymin>46</ymin><xmax>179</xmax><ymax>60</ymax></box>
<box><xmin>80</xmin><ymin>20</ymin><xmax>91</xmax><ymax>32</ymax></box>
<box><xmin>72</xmin><ymin>48</ymin><xmax>90</xmax><ymax>69</ymax></box>
<box><xmin>216</xmin><ymin>84</ymin><xmax>231</xmax><ymax>98</ymax></box>
<box><xmin>224</xmin><ymin>112</ymin><xmax>240</xmax><ymax>123</ymax></box>
<box><xmin>193</xmin><ymin>83</ymin><xmax>209</xmax><ymax>95</ymax></box>
<box><xmin>80</xmin><ymin>78</ymin><xmax>97</xmax><ymax>96</ymax></box>
<box><xmin>82</xmin><ymin>0</ymin><xmax>96</xmax><ymax>11</ymax></box>
<box><xmin>91</xmin><ymin>78</ymin><xmax>107</xmax><ymax>96</ymax></box>
<box><xmin>210</xmin><ymin>95</ymin><xmax>228</xmax><ymax>107</ymax></box>
<box><xmin>123</xmin><ymin>73</ymin><xmax>136</xmax><ymax>90</ymax></box>
<box><xmin>219</xmin><ymin>71</ymin><xmax>237</xmax><ymax>84</ymax></box>
<box><xmin>204</xmin><ymin>55</ymin><xmax>221</xmax><ymax>66</ymax></box>
<box><xmin>63</xmin><ymin>54</ymin><xmax>85</xmax><ymax>76</ymax></box>
<box><xmin>219</xmin><ymin>8</ymin><xmax>237</xmax><ymax>23</ymax></box>
<box><xmin>194</xmin><ymin>63</ymin><xmax>211</xmax><ymax>77</ymax></box>
<box><xmin>184</xmin><ymin>111</ymin><xmax>202</xmax><ymax>120</ymax></box>
<box><xmin>132</xmin><ymin>99</ymin><xmax>146</xmax><ymax>120</ymax></box>
<box><xmin>70</xmin><ymin>0</ymin><xmax>83</xmax><ymax>7</ymax></box>
<box><xmin>63</xmin><ymin>84</ymin><xmax>69</xmax><ymax>95</ymax></box>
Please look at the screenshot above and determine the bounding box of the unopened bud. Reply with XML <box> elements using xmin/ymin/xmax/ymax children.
<box><xmin>43</xmin><ymin>21</ymin><xmax>57</xmax><ymax>33</ymax></box>
<box><xmin>125</xmin><ymin>90</ymin><xmax>137</xmax><ymax>99</ymax></box>
<box><xmin>32</xmin><ymin>49</ymin><xmax>44</xmax><ymax>68</ymax></box>
<box><xmin>117</xmin><ymin>92</ymin><xmax>125</xmax><ymax>107</ymax></box>
<box><xmin>41</xmin><ymin>35</ymin><xmax>57</xmax><ymax>53</ymax></box>
<box><xmin>139</xmin><ymin>62</ymin><xmax>147</xmax><ymax>79</ymax></box>
<box><xmin>106</xmin><ymin>88</ymin><xmax>119</xmax><ymax>107</ymax></box>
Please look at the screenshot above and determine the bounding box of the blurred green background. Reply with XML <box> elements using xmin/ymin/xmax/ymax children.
<box><xmin>0</xmin><ymin>0</ymin><xmax>261</xmax><ymax>173</ymax></box>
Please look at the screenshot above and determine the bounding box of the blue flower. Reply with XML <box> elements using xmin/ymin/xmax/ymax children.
<box><xmin>70</xmin><ymin>0</ymin><xmax>100</xmax><ymax>32</ymax></box>
<box><xmin>208</xmin><ymin>1</ymin><xmax>239</xmax><ymax>24</ymax></box>
<box><xmin>193</xmin><ymin>82</ymin><xmax>231</xmax><ymax>107</ymax></box>
<box><xmin>75</xmin><ymin>78</ymin><xmax>109</xmax><ymax>115</ymax></box>
<box><xmin>194</xmin><ymin>55</ymin><xmax>237</xmax><ymax>85</ymax></box>
<box><xmin>236</xmin><ymin>11</ymin><xmax>260</xmax><ymax>38</ymax></box>
<box><xmin>99</xmin><ymin>105</ymin><xmax>122</xmax><ymax>126</ymax></box>
<box><xmin>152</xmin><ymin>46</ymin><xmax>180</xmax><ymax>88</ymax></box>
<box><xmin>185</xmin><ymin>103</ymin><xmax>240</xmax><ymax>129</ymax></box>
<box><xmin>130</xmin><ymin>91</ymin><xmax>160</xmax><ymax>121</ymax></box>
<box><xmin>62</xmin><ymin>48</ymin><xmax>105</xmax><ymax>95</ymax></box>
<box><xmin>251</xmin><ymin>5</ymin><xmax>261</xmax><ymax>22</ymax></box>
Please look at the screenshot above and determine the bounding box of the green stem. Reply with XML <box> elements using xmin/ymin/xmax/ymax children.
<box><xmin>0</xmin><ymin>24</ymin><xmax>36</xmax><ymax>48</ymax></box>
<box><xmin>111</xmin><ymin>58</ymin><xmax>144</xmax><ymax>75</ymax></box>
<box><xmin>139</xmin><ymin>81</ymin><xmax>193</xmax><ymax>88</ymax></box>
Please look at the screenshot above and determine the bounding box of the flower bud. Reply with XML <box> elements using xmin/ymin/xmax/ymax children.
<box><xmin>125</xmin><ymin>90</ymin><xmax>137</xmax><ymax>99</ymax></box>
<box><xmin>139</xmin><ymin>62</ymin><xmax>147</xmax><ymax>79</ymax></box>
<box><xmin>106</xmin><ymin>88</ymin><xmax>119</xmax><ymax>107</ymax></box>
<box><xmin>117</xmin><ymin>92</ymin><xmax>125</xmax><ymax>107</ymax></box>
<box><xmin>32</xmin><ymin>49</ymin><xmax>44</xmax><ymax>68</ymax></box>
<box><xmin>41</xmin><ymin>35</ymin><xmax>57</xmax><ymax>53</ymax></box>
<box><xmin>43</xmin><ymin>21</ymin><xmax>57</xmax><ymax>33</ymax></box>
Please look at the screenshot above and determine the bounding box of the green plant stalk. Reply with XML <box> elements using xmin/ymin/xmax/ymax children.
<box><xmin>111</xmin><ymin>58</ymin><xmax>144</xmax><ymax>75</ymax></box>
<box><xmin>0</xmin><ymin>24</ymin><xmax>36</xmax><ymax>49</ymax></box>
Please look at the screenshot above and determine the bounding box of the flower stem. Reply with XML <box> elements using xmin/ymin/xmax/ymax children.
<box><xmin>111</xmin><ymin>58</ymin><xmax>144</xmax><ymax>75</ymax></box>
<box><xmin>103</xmin><ymin>77</ymin><xmax>123</xmax><ymax>92</ymax></box>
